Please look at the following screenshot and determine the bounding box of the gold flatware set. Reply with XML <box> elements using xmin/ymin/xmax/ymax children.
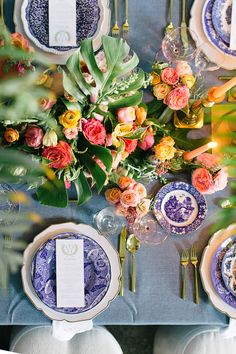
<box><xmin>112</xmin><ymin>0</ymin><xmax>129</xmax><ymax>38</ymax></box>
<box><xmin>181</xmin><ymin>246</ymin><xmax>199</xmax><ymax>303</ymax></box>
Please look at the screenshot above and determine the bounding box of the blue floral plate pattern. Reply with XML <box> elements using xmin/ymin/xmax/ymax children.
<box><xmin>202</xmin><ymin>0</ymin><xmax>236</xmax><ymax>56</ymax></box>
<box><xmin>21</xmin><ymin>0</ymin><xmax>100</xmax><ymax>54</ymax></box>
<box><xmin>211</xmin><ymin>236</ymin><xmax>236</xmax><ymax>309</ymax></box>
<box><xmin>212</xmin><ymin>0</ymin><xmax>232</xmax><ymax>44</ymax></box>
<box><xmin>221</xmin><ymin>242</ymin><xmax>236</xmax><ymax>296</ymax></box>
<box><xmin>154</xmin><ymin>182</ymin><xmax>207</xmax><ymax>235</ymax></box>
<box><xmin>31</xmin><ymin>232</ymin><xmax>111</xmax><ymax>314</ymax></box>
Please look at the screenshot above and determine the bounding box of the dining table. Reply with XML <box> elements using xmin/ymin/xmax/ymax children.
<box><xmin>0</xmin><ymin>0</ymin><xmax>232</xmax><ymax>327</ymax></box>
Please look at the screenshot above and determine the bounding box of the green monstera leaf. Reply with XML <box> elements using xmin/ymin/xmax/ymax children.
<box><xmin>63</xmin><ymin>36</ymin><xmax>145</xmax><ymax>111</ymax></box>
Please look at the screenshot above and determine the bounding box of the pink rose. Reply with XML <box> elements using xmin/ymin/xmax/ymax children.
<box><xmin>117</xmin><ymin>107</ymin><xmax>136</xmax><ymax>123</ymax></box>
<box><xmin>214</xmin><ymin>167</ymin><xmax>228</xmax><ymax>192</ymax></box>
<box><xmin>192</xmin><ymin>167</ymin><xmax>215</xmax><ymax>194</ymax></box>
<box><xmin>138</xmin><ymin>134</ymin><xmax>155</xmax><ymax>151</ymax></box>
<box><xmin>42</xmin><ymin>141</ymin><xmax>72</xmax><ymax>169</ymax></box>
<box><xmin>120</xmin><ymin>189</ymin><xmax>140</xmax><ymax>207</ymax></box>
<box><xmin>195</xmin><ymin>153</ymin><xmax>220</xmax><ymax>169</ymax></box>
<box><xmin>161</xmin><ymin>67</ymin><xmax>179</xmax><ymax>86</ymax></box>
<box><xmin>83</xmin><ymin>118</ymin><xmax>106</xmax><ymax>145</ymax></box>
<box><xmin>25</xmin><ymin>125</ymin><xmax>44</xmax><ymax>148</ymax></box>
<box><xmin>63</xmin><ymin>127</ymin><xmax>79</xmax><ymax>140</ymax></box>
<box><xmin>175</xmin><ymin>61</ymin><xmax>192</xmax><ymax>76</ymax></box>
<box><xmin>122</xmin><ymin>138</ymin><xmax>138</xmax><ymax>154</ymax></box>
<box><xmin>164</xmin><ymin>86</ymin><xmax>190</xmax><ymax>110</ymax></box>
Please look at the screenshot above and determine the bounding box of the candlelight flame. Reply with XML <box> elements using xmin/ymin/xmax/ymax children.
<box><xmin>208</xmin><ymin>142</ymin><xmax>218</xmax><ymax>148</ymax></box>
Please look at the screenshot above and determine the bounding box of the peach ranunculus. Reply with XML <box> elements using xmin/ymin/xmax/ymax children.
<box><xmin>161</xmin><ymin>67</ymin><xmax>179</xmax><ymax>86</ymax></box>
<box><xmin>138</xmin><ymin>133</ymin><xmax>155</xmax><ymax>151</ymax></box>
<box><xmin>135</xmin><ymin>106</ymin><xmax>147</xmax><ymax>125</ymax></box>
<box><xmin>132</xmin><ymin>183</ymin><xmax>147</xmax><ymax>199</ymax></box>
<box><xmin>153</xmin><ymin>83</ymin><xmax>171</xmax><ymax>100</ymax></box>
<box><xmin>175</xmin><ymin>61</ymin><xmax>193</xmax><ymax>76</ymax></box>
<box><xmin>117</xmin><ymin>107</ymin><xmax>136</xmax><ymax>123</ymax></box>
<box><xmin>195</xmin><ymin>153</ymin><xmax>220</xmax><ymax>170</ymax></box>
<box><xmin>118</xmin><ymin>176</ymin><xmax>134</xmax><ymax>190</ymax></box>
<box><xmin>159</xmin><ymin>136</ymin><xmax>175</xmax><ymax>147</ymax></box>
<box><xmin>42</xmin><ymin>141</ymin><xmax>72</xmax><ymax>169</ymax></box>
<box><xmin>192</xmin><ymin>167</ymin><xmax>215</xmax><ymax>194</ymax></box>
<box><xmin>105</xmin><ymin>188</ymin><xmax>122</xmax><ymax>204</ymax></box>
<box><xmin>59</xmin><ymin>110</ymin><xmax>81</xmax><ymax>129</ymax></box>
<box><xmin>120</xmin><ymin>189</ymin><xmax>140</xmax><ymax>208</ymax></box>
<box><xmin>213</xmin><ymin>167</ymin><xmax>228</xmax><ymax>192</ymax></box>
<box><xmin>164</xmin><ymin>86</ymin><xmax>190</xmax><ymax>110</ymax></box>
<box><xmin>63</xmin><ymin>127</ymin><xmax>79</xmax><ymax>140</ymax></box>
<box><xmin>4</xmin><ymin>128</ymin><xmax>19</xmax><ymax>143</ymax></box>
<box><xmin>83</xmin><ymin>118</ymin><xmax>106</xmax><ymax>145</ymax></box>
<box><xmin>154</xmin><ymin>143</ymin><xmax>176</xmax><ymax>162</ymax></box>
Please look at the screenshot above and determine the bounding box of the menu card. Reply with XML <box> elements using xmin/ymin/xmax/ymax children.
<box><xmin>230</xmin><ymin>0</ymin><xmax>236</xmax><ymax>49</ymax></box>
<box><xmin>48</xmin><ymin>0</ymin><xmax>77</xmax><ymax>47</ymax></box>
<box><xmin>56</xmin><ymin>239</ymin><xmax>85</xmax><ymax>308</ymax></box>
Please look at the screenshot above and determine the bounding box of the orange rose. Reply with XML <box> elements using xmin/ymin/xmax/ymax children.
<box><xmin>105</xmin><ymin>188</ymin><xmax>122</xmax><ymax>204</ymax></box>
<box><xmin>4</xmin><ymin>128</ymin><xmax>19</xmax><ymax>143</ymax></box>
<box><xmin>135</xmin><ymin>106</ymin><xmax>147</xmax><ymax>125</ymax></box>
<box><xmin>118</xmin><ymin>176</ymin><xmax>134</xmax><ymax>190</ymax></box>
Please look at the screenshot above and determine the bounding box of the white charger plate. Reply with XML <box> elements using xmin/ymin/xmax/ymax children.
<box><xmin>21</xmin><ymin>222</ymin><xmax>121</xmax><ymax>322</ymax></box>
<box><xmin>190</xmin><ymin>0</ymin><xmax>236</xmax><ymax>70</ymax></box>
<box><xmin>200</xmin><ymin>223</ymin><xmax>236</xmax><ymax>319</ymax></box>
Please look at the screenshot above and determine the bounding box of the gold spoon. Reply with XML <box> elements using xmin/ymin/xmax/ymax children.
<box><xmin>165</xmin><ymin>0</ymin><xmax>174</xmax><ymax>33</ymax></box>
<box><xmin>127</xmin><ymin>234</ymin><xmax>140</xmax><ymax>292</ymax></box>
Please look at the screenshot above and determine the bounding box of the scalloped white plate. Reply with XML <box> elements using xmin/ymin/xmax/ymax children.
<box><xmin>21</xmin><ymin>222</ymin><xmax>121</xmax><ymax>322</ymax></box>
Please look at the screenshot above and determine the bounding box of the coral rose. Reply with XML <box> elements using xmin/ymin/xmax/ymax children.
<box><xmin>118</xmin><ymin>176</ymin><xmax>134</xmax><ymax>190</ymax></box>
<box><xmin>164</xmin><ymin>86</ymin><xmax>190</xmax><ymax>110</ymax></box>
<box><xmin>214</xmin><ymin>167</ymin><xmax>228</xmax><ymax>192</ymax></box>
<box><xmin>117</xmin><ymin>107</ymin><xmax>136</xmax><ymax>123</ymax></box>
<box><xmin>192</xmin><ymin>168</ymin><xmax>215</xmax><ymax>194</ymax></box>
<box><xmin>154</xmin><ymin>143</ymin><xmax>176</xmax><ymax>162</ymax></box>
<box><xmin>25</xmin><ymin>125</ymin><xmax>44</xmax><ymax>148</ymax></box>
<box><xmin>105</xmin><ymin>188</ymin><xmax>122</xmax><ymax>204</ymax></box>
<box><xmin>122</xmin><ymin>138</ymin><xmax>138</xmax><ymax>154</ymax></box>
<box><xmin>42</xmin><ymin>141</ymin><xmax>72</xmax><ymax>169</ymax></box>
<box><xmin>120</xmin><ymin>189</ymin><xmax>140</xmax><ymax>207</ymax></box>
<box><xmin>153</xmin><ymin>83</ymin><xmax>171</xmax><ymax>100</ymax></box>
<box><xmin>63</xmin><ymin>127</ymin><xmax>78</xmax><ymax>140</ymax></box>
<box><xmin>83</xmin><ymin>118</ymin><xmax>106</xmax><ymax>145</ymax></box>
<box><xmin>135</xmin><ymin>106</ymin><xmax>147</xmax><ymax>125</ymax></box>
<box><xmin>59</xmin><ymin>110</ymin><xmax>81</xmax><ymax>129</ymax></box>
<box><xmin>175</xmin><ymin>61</ymin><xmax>192</xmax><ymax>76</ymax></box>
<box><xmin>138</xmin><ymin>133</ymin><xmax>155</xmax><ymax>151</ymax></box>
<box><xmin>195</xmin><ymin>153</ymin><xmax>220</xmax><ymax>170</ymax></box>
<box><xmin>159</xmin><ymin>136</ymin><xmax>175</xmax><ymax>147</ymax></box>
<box><xmin>4</xmin><ymin>128</ymin><xmax>19</xmax><ymax>143</ymax></box>
<box><xmin>161</xmin><ymin>67</ymin><xmax>179</xmax><ymax>86</ymax></box>
<box><xmin>132</xmin><ymin>183</ymin><xmax>147</xmax><ymax>199</ymax></box>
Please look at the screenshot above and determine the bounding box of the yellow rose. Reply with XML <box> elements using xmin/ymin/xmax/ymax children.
<box><xmin>4</xmin><ymin>128</ymin><xmax>19</xmax><ymax>143</ymax></box>
<box><xmin>112</xmin><ymin>123</ymin><xmax>133</xmax><ymax>147</ymax></box>
<box><xmin>151</xmin><ymin>72</ymin><xmax>161</xmax><ymax>86</ymax></box>
<box><xmin>159</xmin><ymin>136</ymin><xmax>175</xmax><ymax>147</ymax></box>
<box><xmin>180</xmin><ymin>74</ymin><xmax>196</xmax><ymax>89</ymax></box>
<box><xmin>36</xmin><ymin>73</ymin><xmax>53</xmax><ymax>88</ymax></box>
<box><xmin>59</xmin><ymin>110</ymin><xmax>81</xmax><ymax>128</ymax></box>
<box><xmin>153</xmin><ymin>83</ymin><xmax>171</xmax><ymax>100</ymax></box>
<box><xmin>154</xmin><ymin>143</ymin><xmax>176</xmax><ymax>162</ymax></box>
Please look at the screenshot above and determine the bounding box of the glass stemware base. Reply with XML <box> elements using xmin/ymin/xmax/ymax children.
<box><xmin>93</xmin><ymin>207</ymin><xmax>126</xmax><ymax>237</ymax></box>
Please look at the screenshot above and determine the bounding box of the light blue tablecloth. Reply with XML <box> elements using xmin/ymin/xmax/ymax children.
<box><xmin>1</xmin><ymin>0</ymin><xmax>230</xmax><ymax>326</ymax></box>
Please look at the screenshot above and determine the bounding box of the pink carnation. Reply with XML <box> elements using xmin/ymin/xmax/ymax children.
<box><xmin>138</xmin><ymin>133</ymin><xmax>155</xmax><ymax>151</ymax></box>
<box><xmin>83</xmin><ymin>118</ymin><xmax>106</xmax><ymax>145</ymax></box>
<box><xmin>192</xmin><ymin>167</ymin><xmax>215</xmax><ymax>195</ymax></box>
<box><xmin>214</xmin><ymin>167</ymin><xmax>228</xmax><ymax>192</ymax></box>
<box><xmin>195</xmin><ymin>153</ymin><xmax>220</xmax><ymax>169</ymax></box>
<box><xmin>161</xmin><ymin>67</ymin><xmax>179</xmax><ymax>86</ymax></box>
<box><xmin>164</xmin><ymin>86</ymin><xmax>190</xmax><ymax>110</ymax></box>
<box><xmin>63</xmin><ymin>127</ymin><xmax>78</xmax><ymax>140</ymax></box>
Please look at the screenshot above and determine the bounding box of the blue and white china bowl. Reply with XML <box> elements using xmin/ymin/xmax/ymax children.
<box><xmin>22</xmin><ymin>223</ymin><xmax>121</xmax><ymax>322</ymax></box>
<box><xmin>211</xmin><ymin>236</ymin><xmax>236</xmax><ymax>308</ymax></box>
<box><xmin>212</xmin><ymin>0</ymin><xmax>232</xmax><ymax>44</ymax></box>
<box><xmin>221</xmin><ymin>242</ymin><xmax>236</xmax><ymax>296</ymax></box>
<box><xmin>31</xmin><ymin>232</ymin><xmax>111</xmax><ymax>314</ymax></box>
<box><xmin>202</xmin><ymin>0</ymin><xmax>236</xmax><ymax>56</ymax></box>
<box><xmin>21</xmin><ymin>0</ymin><xmax>101</xmax><ymax>54</ymax></box>
<box><xmin>0</xmin><ymin>184</ymin><xmax>20</xmax><ymax>225</ymax></box>
<box><xmin>154</xmin><ymin>182</ymin><xmax>207</xmax><ymax>235</ymax></box>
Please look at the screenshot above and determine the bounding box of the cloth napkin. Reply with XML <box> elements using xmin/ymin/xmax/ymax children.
<box><xmin>52</xmin><ymin>320</ymin><xmax>93</xmax><ymax>341</ymax></box>
<box><xmin>220</xmin><ymin>318</ymin><xmax>236</xmax><ymax>338</ymax></box>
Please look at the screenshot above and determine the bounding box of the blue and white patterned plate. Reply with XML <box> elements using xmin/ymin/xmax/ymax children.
<box><xmin>212</xmin><ymin>0</ymin><xmax>232</xmax><ymax>44</ymax></box>
<box><xmin>21</xmin><ymin>0</ymin><xmax>101</xmax><ymax>54</ymax></box>
<box><xmin>0</xmin><ymin>184</ymin><xmax>20</xmax><ymax>225</ymax></box>
<box><xmin>31</xmin><ymin>231</ymin><xmax>111</xmax><ymax>314</ymax></box>
<box><xmin>221</xmin><ymin>242</ymin><xmax>236</xmax><ymax>296</ymax></box>
<box><xmin>202</xmin><ymin>0</ymin><xmax>236</xmax><ymax>57</ymax></box>
<box><xmin>154</xmin><ymin>182</ymin><xmax>207</xmax><ymax>235</ymax></box>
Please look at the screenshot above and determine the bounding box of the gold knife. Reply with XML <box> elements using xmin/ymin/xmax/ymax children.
<box><xmin>119</xmin><ymin>226</ymin><xmax>127</xmax><ymax>296</ymax></box>
<box><xmin>181</xmin><ymin>0</ymin><xmax>188</xmax><ymax>49</ymax></box>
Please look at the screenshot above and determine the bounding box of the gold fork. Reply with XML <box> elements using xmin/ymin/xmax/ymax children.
<box><xmin>122</xmin><ymin>0</ymin><xmax>129</xmax><ymax>38</ymax></box>
<box><xmin>112</xmin><ymin>0</ymin><xmax>120</xmax><ymax>37</ymax></box>
<box><xmin>181</xmin><ymin>249</ymin><xmax>189</xmax><ymax>300</ymax></box>
<box><xmin>190</xmin><ymin>245</ymin><xmax>199</xmax><ymax>304</ymax></box>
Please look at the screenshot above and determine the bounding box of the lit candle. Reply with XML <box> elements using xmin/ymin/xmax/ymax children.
<box><xmin>208</xmin><ymin>77</ymin><xmax>236</xmax><ymax>103</ymax></box>
<box><xmin>183</xmin><ymin>142</ymin><xmax>218</xmax><ymax>161</ymax></box>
